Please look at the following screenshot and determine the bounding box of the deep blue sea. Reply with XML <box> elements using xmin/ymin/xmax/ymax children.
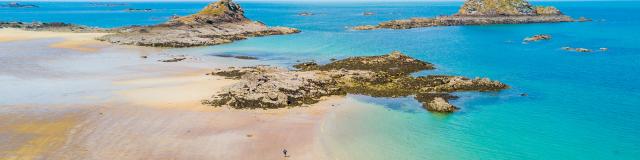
<box><xmin>2</xmin><ymin>1</ymin><xmax>639</xmax><ymax>159</ymax></box>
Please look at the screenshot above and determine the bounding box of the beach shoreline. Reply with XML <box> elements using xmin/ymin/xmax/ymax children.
<box><xmin>0</xmin><ymin>29</ymin><xmax>342</xmax><ymax>159</ymax></box>
<box><xmin>0</xmin><ymin>28</ymin><xmax>110</xmax><ymax>52</ymax></box>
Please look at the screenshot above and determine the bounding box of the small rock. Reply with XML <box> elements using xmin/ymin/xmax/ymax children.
<box><xmin>523</xmin><ymin>34</ymin><xmax>552</xmax><ymax>42</ymax></box>
<box><xmin>363</xmin><ymin>12</ymin><xmax>375</xmax><ymax>16</ymax></box>
<box><xmin>141</xmin><ymin>56</ymin><xmax>148</xmax><ymax>59</ymax></box>
<box><xmin>575</xmin><ymin>48</ymin><xmax>592</xmax><ymax>52</ymax></box>
<box><xmin>599</xmin><ymin>48</ymin><xmax>608</xmax><ymax>51</ymax></box>
<box><xmin>298</xmin><ymin>12</ymin><xmax>313</xmax><ymax>16</ymax></box>
<box><xmin>425</xmin><ymin>97</ymin><xmax>459</xmax><ymax>113</ymax></box>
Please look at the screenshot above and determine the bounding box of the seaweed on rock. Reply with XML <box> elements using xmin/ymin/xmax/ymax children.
<box><xmin>203</xmin><ymin>51</ymin><xmax>508</xmax><ymax>113</ymax></box>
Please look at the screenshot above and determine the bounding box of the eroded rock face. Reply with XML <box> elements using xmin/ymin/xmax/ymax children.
<box><xmin>353</xmin><ymin>0</ymin><xmax>575</xmax><ymax>30</ymax></box>
<box><xmin>203</xmin><ymin>52</ymin><xmax>508</xmax><ymax>113</ymax></box>
<box><xmin>97</xmin><ymin>0</ymin><xmax>300</xmax><ymax>47</ymax></box>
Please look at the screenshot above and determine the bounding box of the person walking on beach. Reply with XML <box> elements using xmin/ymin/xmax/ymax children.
<box><xmin>282</xmin><ymin>149</ymin><xmax>288</xmax><ymax>157</ymax></box>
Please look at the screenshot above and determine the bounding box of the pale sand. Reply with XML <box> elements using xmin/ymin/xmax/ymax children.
<box><xmin>0</xmin><ymin>28</ymin><xmax>110</xmax><ymax>52</ymax></box>
<box><xmin>0</xmin><ymin>31</ymin><xmax>345</xmax><ymax>159</ymax></box>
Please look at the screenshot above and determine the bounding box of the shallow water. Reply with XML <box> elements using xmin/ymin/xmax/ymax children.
<box><xmin>2</xmin><ymin>1</ymin><xmax>639</xmax><ymax>159</ymax></box>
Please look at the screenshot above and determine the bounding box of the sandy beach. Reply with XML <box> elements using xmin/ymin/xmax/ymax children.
<box><xmin>0</xmin><ymin>29</ymin><xmax>110</xmax><ymax>52</ymax></box>
<box><xmin>0</xmin><ymin>29</ymin><xmax>346</xmax><ymax>160</ymax></box>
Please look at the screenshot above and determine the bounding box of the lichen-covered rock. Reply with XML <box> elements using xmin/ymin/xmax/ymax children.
<box><xmin>205</xmin><ymin>51</ymin><xmax>508</xmax><ymax>113</ymax></box>
<box><xmin>97</xmin><ymin>0</ymin><xmax>300</xmax><ymax>47</ymax></box>
<box><xmin>457</xmin><ymin>0</ymin><xmax>536</xmax><ymax>16</ymax></box>
<box><xmin>534</xmin><ymin>6</ymin><xmax>562</xmax><ymax>15</ymax></box>
<box><xmin>168</xmin><ymin>0</ymin><xmax>245</xmax><ymax>25</ymax></box>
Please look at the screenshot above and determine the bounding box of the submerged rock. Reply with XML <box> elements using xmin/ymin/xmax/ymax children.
<box><xmin>298</xmin><ymin>12</ymin><xmax>314</xmax><ymax>16</ymax></box>
<box><xmin>577</xmin><ymin>17</ymin><xmax>593</xmax><ymax>22</ymax></box>
<box><xmin>363</xmin><ymin>12</ymin><xmax>375</xmax><ymax>16</ymax></box>
<box><xmin>213</xmin><ymin>54</ymin><xmax>258</xmax><ymax>60</ymax></box>
<box><xmin>204</xmin><ymin>51</ymin><xmax>508</xmax><ymax>113</ymax></box>
<box><xmin>97</xmin><ymin>0</ymin><xmax>300</xmax><ymax>47</ymax></box>
<box><xmin>353</xmin><ymin>0</ymin><xmax>575</xmax><ymax>30</ymax></box>
<box><xmin>524</xmin><ymin>34</ymin><xmax>552</xmax><ymax>42</ymax></box>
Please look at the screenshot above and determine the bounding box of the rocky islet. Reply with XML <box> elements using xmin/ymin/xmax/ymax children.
<box><xmin>97</xmin><ymin>0</ymin><xmax>300</xmax><ymax>47</ymax></box>
<box><xmin>353</xmin><ymin>0</ymin><xmax>578</xmax><ymax>30</ymax></box>
<box><xmin>203</xmin><ymin>51</ymin><xmax>508</xmax><ymax>113</ymax></box>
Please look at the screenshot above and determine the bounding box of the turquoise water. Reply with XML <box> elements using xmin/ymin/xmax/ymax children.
<box><xmin>2</xmin><ymin>1</ymin><xmax>639</xmax><ymax>159</ymax></box>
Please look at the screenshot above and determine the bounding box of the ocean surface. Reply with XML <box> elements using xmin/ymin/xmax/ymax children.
<box><xmin>2</xmin><ymin>1</ymin><xmax>639</xmax><ymax>159</ymax></box>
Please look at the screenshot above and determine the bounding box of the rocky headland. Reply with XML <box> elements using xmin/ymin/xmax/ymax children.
<box><xmin>202</xmin><ymin>51</ymin><xmax>508</xmax><ymax>113</ymax></box>
<box><xmin>97</xmin><ymin>0</ymin><xmax>299</xmax><ymax>47</ymax></box>
<box><xmin>353</xmin><ymin>0</ymin><xmax>576</xmax><ymax>30</ymax></box>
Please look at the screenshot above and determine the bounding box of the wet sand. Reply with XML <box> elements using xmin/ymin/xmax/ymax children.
<box><xmin>0</xmin><ymin>29</ymin><xmax>110</xmax><ymax>52</ymax></box>
<box><xmin>0</xmin><ymin>29</ymin><xmax>347</xmax><ymax>159</ymax></box>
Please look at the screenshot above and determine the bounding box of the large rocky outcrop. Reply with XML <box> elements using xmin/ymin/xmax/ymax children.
<box><xmin>203</xmin><ymin>51</ymin><xmax>508</xmax><ymax>113</ymax></box>
<box><xmin>96</xmin><ymin>0</ymin><xmax>299</xmax><ymax>47</ymax></box>
<box><xmin>353</xmin><ymin>0</ymin><xmax>575</xmax><ymax>30</ymax></box>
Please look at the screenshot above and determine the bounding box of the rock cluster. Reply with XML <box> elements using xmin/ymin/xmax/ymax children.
<box><xmin>353</xmin><ymin>0</ymin><xmax>577</xmax><ymax>30</ymax></box>
<box><xmin>96</xmin><ymin>0</ymin><xmax>300</xmax><ymax>47</ymax></box>
<box><xmin>523</xmin><ymin>34</ymin><xmax>552</xmax><ymax>42</ymax></box>
<box><xmin>203</xmin><ymin>51</ymin><xmax>508</xmax><ymax>113</ymax></box>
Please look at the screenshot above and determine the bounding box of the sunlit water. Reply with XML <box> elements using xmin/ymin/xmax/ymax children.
<box><xmin>1</xmin><ymin>1</ymin><xmax>639</xmax><ymax>159</ymax></box>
